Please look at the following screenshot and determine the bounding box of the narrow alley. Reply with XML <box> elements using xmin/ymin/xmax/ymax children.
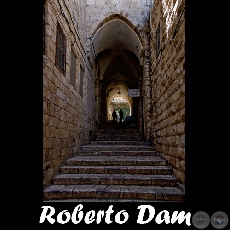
<box><xmin>43</xmin><ymin>0</ymin><xmax>185</xmax><ymax>202</ymax></box>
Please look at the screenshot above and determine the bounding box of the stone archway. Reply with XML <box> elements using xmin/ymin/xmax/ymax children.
<box><xmin>91</xmin><ymin>16</ymin><xmax>143</xmax><ymax>60</ymax></box>
<box><xmin>108</xmin><ymin>95</ymin><xmax>131</xmax><ymax>122</ymax></box>
<box><xmin>90</xmin><ymin>17</ymin><xmax>145</xmax><ymax>129</ymax></box>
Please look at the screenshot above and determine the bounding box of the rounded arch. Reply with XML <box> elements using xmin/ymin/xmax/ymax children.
<box><xmin>92</xmin><ymin>14</ymin><xmax>144</xmax><ymax>43</ymax></box>
<box><xmin>91</xmin><ymin>14</ymin><xmax>144</xmax><ymax>60</ymax></box>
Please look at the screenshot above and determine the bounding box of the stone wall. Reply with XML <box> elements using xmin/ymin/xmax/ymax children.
<box><xmin>43</xmin><ymin>0</ymin><xmax>97</xmax><ymax>189</ymax></box>
<box><xmin>149</xmin><ymin>0</ymin><xmax>185</xmax><ymax>183</ymax></box>
<box><xmin>85</xmin><ymin>0</ymin><xmax>151</xmax><ymax>60</ymax></box>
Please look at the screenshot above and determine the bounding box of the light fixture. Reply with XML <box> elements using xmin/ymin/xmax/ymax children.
<box><xmin>118</xmin><ymin>88</ymin><xmax>121</xmax><ymax>95</ymax></box>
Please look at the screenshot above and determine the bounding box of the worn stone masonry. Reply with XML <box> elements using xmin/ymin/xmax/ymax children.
<box><xmin>43</xmin><ymin>0</ymin><xmax>97</xmax><ymax>188</ymax></box>
<box><xmin>149</xmin><ymin>0</ymin><xmax>185</xmax><ymax>183</ymax></box>
<box><xmin>85</xmin><ymin>0</ymin><xmax>151</xmax><ymax>51</ymax></box>
<box><xmin>43</xmin><ymin>0</ymin><xmax>185</xmax><ymax>189</ymax></box>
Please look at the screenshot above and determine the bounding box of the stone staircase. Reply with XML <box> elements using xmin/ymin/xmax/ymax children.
<box><xmin>43</xmin><ymin>121</ymin><xmax>185</xmax><ymax>202</ymax></box>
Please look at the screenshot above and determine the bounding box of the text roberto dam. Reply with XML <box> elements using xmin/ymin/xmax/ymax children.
<box><xmin>39</xmin><ymin>204</ymin><xmax>191</xmax><ymax>225</ymax></box>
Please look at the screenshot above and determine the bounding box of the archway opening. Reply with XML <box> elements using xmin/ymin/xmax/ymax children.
<box><xmin>108</xmin><ymin>96</ymin><xmax>131</xmax><ymax>122</ymax></box>
<box><xmin>91</xmin><ymin>17</ymin><xmax>143</xmax><ymax>128</ymax></box>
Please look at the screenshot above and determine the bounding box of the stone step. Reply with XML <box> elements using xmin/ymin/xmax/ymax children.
<box><xmin>65</xmin><ymin>155</ymin><xmax>167</xmax><ymax>166</ymax></box>
<box><xmin>96</xmin><ymin>137</ymin><xmax>142</xmax><ymax>141</ymax></box>
<box><xmin>90</xmin><ymin>140</ymin><xmax>144</xmax><ymax>145</ymax></box>
<box><xmin>60</xmin><ymin>165</ymin><xmax>173</xmax><ymax>174</ymax></box>
<box><xmin>96</xmin><ymin>133</ymin><xmax>140</xmax><ymax>137</ymax></box>
<box><xmin>43</xmin><ymin>199</ymin><xmax>180</xmax><ymax>202</ymax></box>
<box><xmin>43</xmin><ymin>184</ymin><xmax>184</xmax><ymax>201</ymax></box>
<box><xmin>100</xmin><ymin>125</ymin><xmax>136</xmax><ymax>129</ymax></box>
<box><xmin>77</xmin><ymin>150</ymin><xmax>158</xmax><ymax>156</ymax></box>
<box><xmin>97</xmin><ymin>131</ymin><xmax>140</xmax><ymax>134</ymax></box>
<box><xmin>96</xmin><ymin>134</ymin><xmax>141</xmax><ymax>140</ymax></box>
<box><xmin>96</xmin><ymin>131</ymin><xmax>140</xmax><ymax>135</ymax></box>
<box><xmin>98</xmin><ymin>129</ymin><xmax>139</xmax><ymax>131</ymax></box>
<box><xmin>96</xmin><ymin>132</ymin><xmax>140</xmax><ymax>135</ymax></box>
<box><xmin>52</xmin><ymin>173</ymin><xmax>177</xmax><ymax>186</ymax></box>
<box><xmin>97</xmin><ymin>134</ymin><xmax>140</xmax><ymax>139</ymax></box>
<box><xmin>43</xmin><ymin>125</ymin><xmax>185</xmax><ymax>202</ymax></box>
<box><xmin>80</xmin><ymin>144</ymin><xmax>155</xmax><ymax>151</ymax></box>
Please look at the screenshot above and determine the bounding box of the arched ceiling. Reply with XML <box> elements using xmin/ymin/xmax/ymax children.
<box><xmin>92</xmin><ymin>19</ymin><xmax>143</xmax><ymax>60</ymax></box>
<box><xmin>105</xmin><ymin>72</ymin><xmax>132</xmax><ymax>96</ymax></box>
<box><xmin>92</xmin><ymin>18</ymin><xmax>142</xmax><ymax>116</ymax></box>
<box><xmin>106</xmin><ymin>76</ymin><xmax>131</xmax><ymax>106</ymax></box>
<box><xmin>103</xmin><ymin>53</ymin><xmax>136</xmax><ymax>80</ymax></box>
<box><xmin>95</xmin><ymin>49</ymin><xmax>140</xmax><ymax>108</ymax></box>
<box><xmin>96</xmin><ymin>49</ymin><xmax>139</xmax><ymax>85</ymax></box>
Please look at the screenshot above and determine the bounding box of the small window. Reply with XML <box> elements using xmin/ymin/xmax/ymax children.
<box><xmin>79</xmin><ymin>66</ymin><xmax>84</xmax><ymax>97</ymax></box>
<box><xmin>55</xmin><ymin>23</ymin><xmax>66</xmax><ymax>75</ymax></box>
<box><xmin>70</xmin><ymin>50</ymin><xmax>77</xmax><ymax>87</ymax></box>
<box><xmin>156</xmin><ymin>22</ymin><xmax>160</xmax><ymax>57</ymax></box>
<box><xmin>43</xmin><ymin>0</ymin><xmax>46</xmax><ymax>55</ymax></box>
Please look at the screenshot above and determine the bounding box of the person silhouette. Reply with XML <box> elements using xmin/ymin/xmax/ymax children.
<box><xmin>112</xmin><ymin>110</ymin><xmax>117</xmax><ymax>123</ymax></box>
<box><xmin>119</xmin><ymin>109</ymin><xmax>123</xmax><ymax>123</ymax></box>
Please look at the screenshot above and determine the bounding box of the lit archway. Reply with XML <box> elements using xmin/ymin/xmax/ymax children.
<box><xmin>90</xmin><ymin>16</ymin><xmax>144</xmax><ymax>127</ymax></box>
<box><xmin>91</xmin><ymin>17</ymin><xmax>143</xmax><ymax>60</ymax></box>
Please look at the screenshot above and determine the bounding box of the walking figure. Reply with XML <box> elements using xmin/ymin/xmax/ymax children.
<box><xmin>112</xmin><ymin>110</ymin><xmax>117</xmax><ymax>123</ymax></box>
<box><xmin>119</xmin><ymin>109</ymin><xmax>123</xmax><ymax>123</ymax></box>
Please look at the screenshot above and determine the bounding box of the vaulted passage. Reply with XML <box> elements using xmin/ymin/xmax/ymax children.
<box><xmin>92</xmin><ymin>18</ymin><xmax>143</xmax><ymax>127</ymax></box>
